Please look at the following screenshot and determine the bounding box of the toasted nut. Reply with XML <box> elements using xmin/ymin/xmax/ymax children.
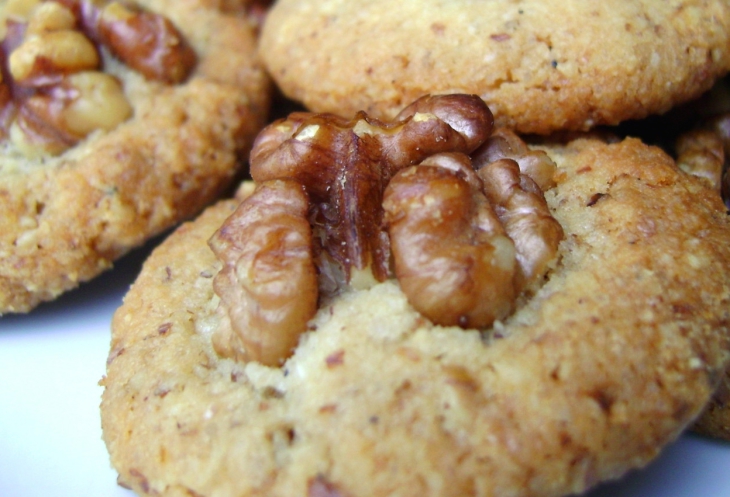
<box><xmin>9</xmin><ymin>30</ymin><xmax>100</xmax><ymax>84</ymax></box>
<box><xmin>10</xmin><ymin>104</ymin><xmax>76</xmax><ymax>157</ymax></box>
<box><xmin>214</xmin><ymin>96</ymin><xmax>565</xmax><ymax>365</ymax></box>
<box><xmin>3</xmin><ymin>0</ymin><xmax>42</xmax><ymax>20</ymax></box>
<box><xmin>383</xmin><ymin>156</ymin><xmax>517</xmax><ymax>328</ymax></box>
<box><xmin>675</xmin><ymin>129</ymin><xmax>725</xmax><ymax>191</ymax></box>
<box><xmin>392</xmin><ymin>93</ymin><xmax>494</xmax><ymax>154</ymax></box>
<box><xmin>477</xmin><ymin>158</ymin><xmax>564</xmax><ymax>292</ymax></box>
<box><xmin>249</xmin><ymin>94</ymin><xmax>494</xmax><ymax>285</ymax></box>
<box><xmin>11</xmin><ymin>70</ymin><xmax>131</xmax><ymax>154</ymax></box>
<box><xmin>473</xmin><ymin>128</ymin><xmax>557</xmax><ymax>191</ymax></box>
<box><xmin>60</xmin><ymin>71</ymin><xmax>132</xmax><ymax>136</ymax></box>
<box><xmin>96</xmin><ymin>1</ymin><xmax>197</xmax><ymax>83</ymax></box>
<box><xmin>25</xmin><ymin>2</ymin><xmax>77</xmax><ymax>35</ymax></box>
<box><xmin>209</xmin><ymin>180</ymin><xmax>318</xmax><ymax>367</ymax></box>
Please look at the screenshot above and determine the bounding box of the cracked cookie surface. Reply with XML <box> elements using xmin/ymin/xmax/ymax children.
<box><xmin>101</xmin><ymin>136</ymin><xmax>730</xmax><ymax>497</ymax></box>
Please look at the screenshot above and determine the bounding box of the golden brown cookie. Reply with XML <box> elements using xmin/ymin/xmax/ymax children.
<box><xmin>667</xmin><ymin>93</ymin><xmax>730</xmax><ymax>441</ymax></box>
<box><xmin>101</xmin><ymin>127</ymin><xmax>730</xmax><ymax>496</ymax></box>
<box><xmin>258</xmin><ymin>0</ymin><xmax>730</xmax><ymax>134</ymax></box>
<box><xmin>0</xmin><ymin>0</ymin><xmax>270</xmax><ymax>314</ymax></box>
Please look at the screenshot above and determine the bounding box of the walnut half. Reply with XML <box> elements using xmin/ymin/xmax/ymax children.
<box><xmin>211</xmin><ymin>95</ymin><xmax>564</xmax><ymax>366</ymax></box>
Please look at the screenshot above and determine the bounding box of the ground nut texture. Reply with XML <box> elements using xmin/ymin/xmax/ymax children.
<box><xmin>101</xmin><ymin>138</ymin><xmax>730</xmax><ymax>497</ymax></box>
<box><xmin>0</xmin><ymin>0</ymin><xmax>270</xmax><ymax>313</ymax></box>
<box><xmin>258</xmin><ymin>0</ymin><xmax>730</xmax><ymax>135</ymax></box>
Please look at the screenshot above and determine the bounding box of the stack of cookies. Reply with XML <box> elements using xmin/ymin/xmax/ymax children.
<box><xmin>4</xmin><ymin>1</ymin><xmax>730</xmax><ymax>496</ymax></box>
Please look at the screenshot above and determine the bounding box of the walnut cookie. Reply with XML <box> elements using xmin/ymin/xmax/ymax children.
<box><xmin>672</xmin><ymin>106</ymin><xmax>730</xmax><ymax>441</ymax></box>
<box><xmin>0</xmin><ymin>0</ymin><xmax>270</xmax><ymax>314</ymax></box>
<box><xmin>101</xmin><ymin>96</ymin><xmax>730</xmax><ymax>497</ymax></box>
<box><xmin>258</xmin><ymin>0</ymin><xmax>730</xmax><ymax>135</ymax></box>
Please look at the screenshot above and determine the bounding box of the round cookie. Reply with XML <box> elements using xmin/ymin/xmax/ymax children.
<box><xmin>101</xmin><ymin>136</ymin><xmax>730</xmax><ymax>496</ymax></box>
<box><xmin>258</xmin><ymin>0</ymin><xmax>730</xmax><ymax>134</ymax></box>
<box><xmin>0</xmin><ymin>0</ymin><xmax>270</xmax><ymax>314</ymax></box>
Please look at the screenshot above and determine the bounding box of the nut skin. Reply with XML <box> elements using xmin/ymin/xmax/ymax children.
<box><xmin>249</xmin><ymin>94</ymin><xmax>494</xmax><ymax>285</ymax></box>
<box><xmin>675</xmin><ymin>128</ymin><xmax>725</xmax><ymax>190</ymax></box>
<box><xmin>209</xmin><ymin>180</ymin><xmax>318</xmax><ymax>367</ymax></box>
<box><xmin>473</xmin><ymin>127</ymin><xmax>558</xmax><ymax>191</ymax></box>
<box><xmin>477</xmin><ymin>158</ymin><xmax>564</xmax><ymax>293</ymax></box>
<box><xmin>8</xmin><ymin>30</ymin><xmax>100</xmax><ymax>84</ymax></box>
<box><xmin>24</xmin><ymin>1</ymin><xmax>77</xmax><ymax>35</ymax></box>
<box><xmin>57</xmin><ymin>70</ymin><xmax>132</xmax><ymax>136</ymax></box>
<box><xmin>671</xmin><ymin>112</ymin><xmax>730</xmax><ymax>208</ymax></box>
<box><xmin>96</xmin><ymin>1</ymin><xmax>197</xmax><ymax>84</ymax></box>
<box><xmin>383</xmin><ymin>154</ymin><xmax>518</xmax><ymax>328</ymax></box>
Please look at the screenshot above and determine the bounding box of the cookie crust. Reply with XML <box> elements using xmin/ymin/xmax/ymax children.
<box><xmin>101</xmin><ymin>137</ymin><xmax>730</xmax><ymax>496</ymax></box>
<box><xmin>0</xmin><ymin>0</ymin><xmax>270</xmax><ymax>313</ymax></box>
<box><xmin>259</xmin><ymin>0</ymin><xmax>730</xmax><ymax>134</ymax></box>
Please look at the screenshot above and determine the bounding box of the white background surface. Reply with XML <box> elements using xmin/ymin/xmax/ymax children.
<box><xmin>1</xmin><ymin>242</ymin><xmax>729</xmax><ymax>497</ymax></box>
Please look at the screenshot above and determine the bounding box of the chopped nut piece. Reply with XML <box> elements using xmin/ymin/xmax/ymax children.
<box><xmin>9</xmin><ymin>109</ymin><xmax>74</xmax><ymax>157</ymax></box>
<box><xmin>383</xmin><ymin>155</ymin><xmax>517</xmax><ymax>328</ymax></box>
<box><xmin>58</xmin><ymin>71</ymin><xmax>132</xmax><ymax>135</ymax></box>
<box><xmin>477</xmin><ymin>158</ymin><xmax>564</xmax><ymax>292</ymax></box>
<box><xmin>209</xmin><ymin>180</ymin><xmax>318</xmax><ymax>366</ymax></box>
<box><xmin>96</xmin><ymin>1</ymin><xmax>197</xmax><ymax>84</ymax></box>
<box><xmin>473</xmin><ymin>128</ymin><xmax>558</xmax><ymax>190</ymax></box>
<box><xmin>673</xmin><ymin>113</ymin><xmax>730</xmax><ymax>208</ymax></box>
<box><xmin>8</xmin><ymin>30</ymin><xmax>100</xmax><ymax>84</ymax></box>
<box><xmin>11</xmin><ymin>70</ymin><xmax>131</xmax><ymax>154</ymax></box>
<box><xmin>3</xmin><ymin>0</ymin><xmax>43</xmax><ymax>20</ymax></box>
<box><xmin>675</xmin><ymin>129</ymin><xmax>725</xmax><ymax>190</ymax></box>
<box><xmin>25</xmin><ymin>2</ymin><xmax>77</xmax><ymax>35</ymax></box>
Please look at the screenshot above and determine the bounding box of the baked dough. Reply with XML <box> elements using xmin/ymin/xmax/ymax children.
<box><xmin>0</xmin><ymin>0</ymin><xmax>270</xmax><ymax>313</ymax></box>
<box><xmin>101</xmin><ymin>136</ymin><xmax>730</xmax><ymax>496</ymax></box>
<box><xmin>258</xmin><ymin>0</ymin><xmax>730</xmax><ymax>135</ymax></box>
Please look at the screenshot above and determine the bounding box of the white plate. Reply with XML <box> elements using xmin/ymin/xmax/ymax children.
<box><xmin>1</xmin><ymin>243</ymin><xmax>729</xmax><ymax>497</ymax></box>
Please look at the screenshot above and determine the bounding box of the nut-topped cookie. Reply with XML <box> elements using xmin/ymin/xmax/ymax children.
<box><xmin>258</xmin><ymin>0</ymin><xmax>730</xmax><ymax>134</ymax></box>
<box><xmin>101</xmin><ymin>96</ymin><xmax>730</xmax><ymax>497</ymax></box>
<box><xmin>671</xmin><ymin>108</ymin><xmax>730</xmax><ymax>441</ymax></box>
<box><xmin>0</xmin><ymin>0</ymin><xmax>270</xmax><ymax>313</ymax></box>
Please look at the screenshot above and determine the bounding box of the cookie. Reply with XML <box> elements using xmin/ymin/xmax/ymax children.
<box><xmin>0</xmin><ymin>0</ymin><xmax>270</xmax><ymax>314</ymax></box>
<box><xmin>694</xmin><ymin>370</ymin><xmax>730</xmax><ymax>441</ymax></box>
<box><xmin>669</xmin><ymin>105</ymin><xmax>730</xmax><ymax>441</ymax></box>
<box><xmin>101</xmin><ymin>126</ymin><xmax>730</xmax><ymax>496</ymax></box>
<box><xmin>258</xmin><ymin>0</ymin><xmax>730</xmax><ymax>134</ymax></box>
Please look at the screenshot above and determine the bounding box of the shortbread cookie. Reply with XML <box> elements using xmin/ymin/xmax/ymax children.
<box><xmin>0</xmin><ymin>0</ymin><xmax>270</xmax><ymax>313</ymax></box>
<box><xmin>102</xmin><ymin>131</ymin><xmax>730</xmax><ymax>496</ymax></box>
<box><xmin>259</xmin><ymin>0</ymin><xmax>730</xmax><ymax>134</ymax></box>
